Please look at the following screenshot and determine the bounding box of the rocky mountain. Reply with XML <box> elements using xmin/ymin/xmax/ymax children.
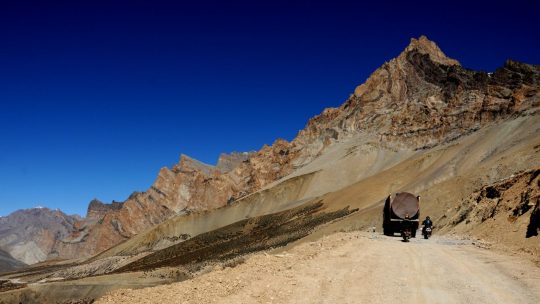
<box><xmin>438</xmin><ymin>167</ymin><xmax>540</xmax><ymax>250</ymax></box>
<box><xmin>0</xmin><ymin>208</ymin><xmax>79</xmax><ymax>264</ymax></box>
<box><xmin>293</xmin><ymin>36</ymin><xmax>539</xmax><ymax>153</ymax></box>
<box><xmin>4</xmin><ymin>36</ymin><xmax>539</xmax><ymax>263</ymax></box>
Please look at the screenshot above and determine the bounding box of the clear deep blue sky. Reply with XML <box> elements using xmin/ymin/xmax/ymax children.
<box><xmin>1</xmin><ymin>0</ymin><xmax>539</xmax><ymax>217</ymax></box>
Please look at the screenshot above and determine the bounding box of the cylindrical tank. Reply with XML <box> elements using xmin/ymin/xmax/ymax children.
<box><xmin>383</xmin><ymin>192</ymin><xmax>420</xmax><ymax>236</ymax></box>
<box><xmin>391</xmin><ymin>192</ymin><xmax>420</xmax><ymax>219</ymax></box>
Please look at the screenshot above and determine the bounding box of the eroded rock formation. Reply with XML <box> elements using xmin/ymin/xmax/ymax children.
<box><xmin>437</xmin><ymin>167</ymin><xmax>539</xmax><ymax>255</ymax></box>
<box><xmin>295</xmin><ymin>36</ymin><xmax>540</xmax><ymax>151</ymax></box>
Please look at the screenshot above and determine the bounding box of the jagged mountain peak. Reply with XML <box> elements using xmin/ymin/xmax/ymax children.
<box><xmin>311</xmin><ymin>36</ymin><xmax>540</xmax><ymax>150</ymax></box>
<box><xmin>176</xmin><ymin>152</ymin><xmax>254</xmax><ymax>175</ymax></box>
<box><xmin>403</xmin><ymin>35</ymin><xmax>460</xmax><ymax>66</ymax></box>
<box><xmin>87</xmin><ymin>198</ymin><xmax>124</xmax><ymax>219</ymax></box>
<box><xmin>89</xmin><ymin>198</ymin><xmax>104</xmax><ymax>206</ymax></box>
<box><xmin>177</xmin><ymin>154</ymin><xmax>216</xmax><ymax>175</ymax></box>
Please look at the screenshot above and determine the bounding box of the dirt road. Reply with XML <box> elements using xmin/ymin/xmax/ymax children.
<box><xmin>96</xmin><ymin>232</ymin><xmax>540</xmax><ymax>304</ymax></box>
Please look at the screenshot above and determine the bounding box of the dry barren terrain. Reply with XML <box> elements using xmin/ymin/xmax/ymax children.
<box><xmin>97</xmin><ymin>231</ymin><xmax>540</xmax><ymax>304</ymax></box>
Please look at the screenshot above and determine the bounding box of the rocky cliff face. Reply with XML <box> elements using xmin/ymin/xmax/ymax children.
<box><xmin>51</xmin><ymin>146</ymin><xmax>298</xmax><ymax>259</ymax></box>
<box><xmin>13</xmin><ymin>36</ymin><xmax>540</xmax><ymax>261</ymax></box>
<box><xmin>437</xmin><ymin>167</ymin><xmax>539</xmax><ymax>256</ymax></box>
<box><xmin>292</xmin><ymin>36</ymin><xmax>540</xmax><ymax>153</ymax></box>
<box><xmin>0</xmin><ymin>208</ymin><xmax>79</xmax><ymax>264</ymax></box>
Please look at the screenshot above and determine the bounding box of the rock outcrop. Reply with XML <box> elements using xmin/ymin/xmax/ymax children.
<box><xmin>50</xmin><ymin>146</ymin><xmax>300</xmax><ymax>258</ymax></box>
<box><xmin>216</xmin><ymin>152</ymin><xmax>254</xmax><ymax>173</ymax></box>
<box><xmin>9</xmin><ymin>36</ymin><xmax>539</xmax><ymax>261</ymax></box>
<box><xmin>293</xmin><ymin>36</ymin><xmax>540</xmax><ymax>152</ymax></box>
<box><xmin>86</xmin><ymin>199</ymin><xmax>124</xmax><ymax>220</ymax></box>
<box><xmin>438</xmin><ymin>167</ymin><xmax>540</xmax><ymax>256</ymax></box>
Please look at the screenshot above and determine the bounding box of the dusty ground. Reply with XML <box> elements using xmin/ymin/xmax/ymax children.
<box><xmin>96</xmin><ymin>231</ymin><xmax>540</xmax><ymax>304</ymax></box>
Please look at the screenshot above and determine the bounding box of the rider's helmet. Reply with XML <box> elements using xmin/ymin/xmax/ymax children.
<box><xmin>426</xmin><ymin>216</ymin><xmax>430</xmax><ymax>220</ymax></box>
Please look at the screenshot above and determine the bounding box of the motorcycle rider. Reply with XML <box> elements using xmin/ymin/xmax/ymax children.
<box><xmin>422</xmin><ymin>216</ymin><xmax>433</xmax><ymax>235</ymax></box>
<box><xmin>401</xmin><ymin>214</ymin><xmax>413</xmax><ymax>238</ymax></box>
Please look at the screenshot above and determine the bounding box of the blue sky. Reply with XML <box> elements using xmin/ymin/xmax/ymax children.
<box><xmin>1</xmin><ymin>0</ymin><xmax>539</xmax><ymax>217</ymax></box>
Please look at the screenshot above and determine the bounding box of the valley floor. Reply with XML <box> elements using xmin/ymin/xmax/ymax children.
<box><xmin>96</xmin><ymin>231</ymin><xmax>540</xmax><ymax>304</ymax></box>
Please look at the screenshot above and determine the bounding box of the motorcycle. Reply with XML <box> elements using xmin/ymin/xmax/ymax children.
<box><xmin>423</xmin><ymin>226</ymin><xmax>432</xmax><ymax>239</ymax></box>
<box><xmin>401</xmin><ymin>227</ymin><xmax>412</xmax><ymax>242</ymax></box>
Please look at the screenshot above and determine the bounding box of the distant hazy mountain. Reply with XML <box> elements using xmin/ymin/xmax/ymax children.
<box><xmin>0</xmin><ymin>208</ymin><xmax>79</xmax><ymax>264</ymax></box>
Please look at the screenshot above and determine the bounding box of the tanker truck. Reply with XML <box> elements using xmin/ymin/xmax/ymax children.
<box><xmin>383</xmin><ymin>192</ymin><xmax>420</xmax><ymax>237</ymax></box>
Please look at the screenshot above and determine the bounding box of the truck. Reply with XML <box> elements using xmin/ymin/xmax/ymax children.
<box><xmin>383</xmin><ymin>192</ymin><xmax>420</xmax><ymax>237</ymax></box>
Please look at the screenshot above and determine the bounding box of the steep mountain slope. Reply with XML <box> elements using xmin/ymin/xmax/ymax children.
<box><xmin>93</xmin><ymin>112</ymin><xmax>540</xmax><ymax>261</ymax></box>
<box><xmin>50</xmin><ymin>35</ymin><xmax>539</xmax><ymax>261</ymax></box>
<box><xmin>0</xmin><ymin>248</ymin><xmax>26</xmax><ymax>274</ymax></box>
<box><xmin>0</xmin><ymin>208</ymin><xmax>78</xmax><ymax>264</ymax></box>
<box><xmin>438</xmin><ymin>167</ymin><xmax>539</xmax><ymax>251</ymax></box>
<box><xmin>86</xmin><ymin>35</ymin><xmax>540</xmax><ymax>259</ymax></box>
<box><xmin>305</xmin><ymin>114</ymin><xmax>540</xmax><ymax>257</ymax></box>
<box><xmin>293</xmin><ymin>36</ymin><xmax>539</xmax><ymax>152</ymax></box>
